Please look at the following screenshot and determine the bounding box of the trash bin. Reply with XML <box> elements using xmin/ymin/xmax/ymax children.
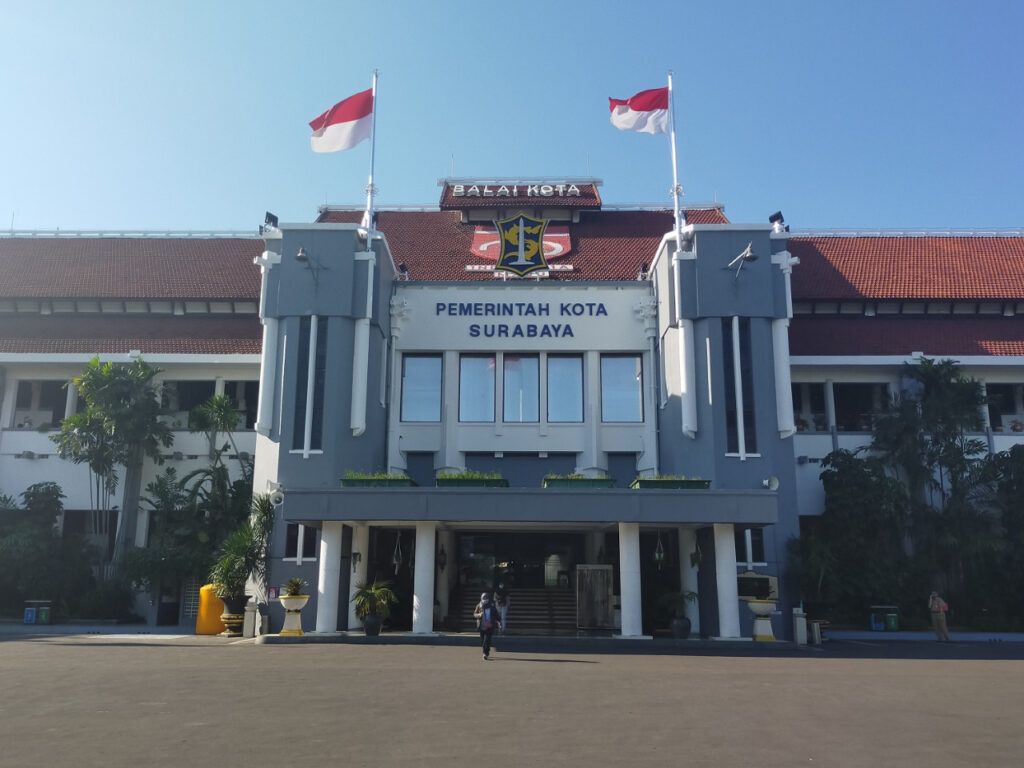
<box><xmin>23</xmin><ymin>607</ymin><xmax>36</xmax><ymax>625</ymax></box>
<box><xmin>195</xmin><ymin>584</ymin><xmax>227</xmax><ymax>635</ymax></box>
<box><xmin>869</xmin><ymin>605</ymin><xmax>898</xmax><ymax>631</ymax></box>
<box><xmin>36</xmin><ymin>605</ymin><xmax>51</xmax><ymax>625</ymax></box>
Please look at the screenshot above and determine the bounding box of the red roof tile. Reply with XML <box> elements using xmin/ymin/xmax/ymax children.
<box><xmin>0</xmin><ymin>315</ymin><xmax>262</xmax><ymax>355</ymax></box>
<box><xmin>789</xmin><ymin>316</ymin><xmax>1024</xmax><ymax>357</ymax></box>
<box><xmin>0</xmin><ymin>237</ymin><xmax>262</xmax><ymax>299</ymax></box>
<box><xmin>317</xmin><ymin>208</ymin><xmax>729</xmax><ymax>281</ymax></box>
<box><xmin>790</xmin><ymin>236</ymin><xmax>1024</xmax><ymax>301</ymax></box>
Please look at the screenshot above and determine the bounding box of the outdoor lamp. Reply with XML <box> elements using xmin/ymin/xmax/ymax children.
<box><xmin>437</xmin><ymin>545</ymin><xmax>448</xmax><ymax>572</ymax></box>
<box><xmin>352</xmin><ymin>551</ymin><xmax>362</xmax><ymax>572</ymax></box>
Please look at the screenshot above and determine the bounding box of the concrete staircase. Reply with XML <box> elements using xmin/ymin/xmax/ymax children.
<box><xmin>457</xmin><ymin>588</ymin><xmax>577</xmax><ymax>635</ymax></box>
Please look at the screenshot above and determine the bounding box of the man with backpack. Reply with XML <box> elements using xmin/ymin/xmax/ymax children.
<box><xmin>473</xmin><ymin>592</ymin><xmax>502</xmax><ymax>659</ymax></box>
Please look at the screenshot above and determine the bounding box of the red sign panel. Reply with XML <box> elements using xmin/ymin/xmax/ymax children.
<box><xmin>470</xmin><ymin>224</ymin><xmax>571</xmax><ymax>261</ymax></box>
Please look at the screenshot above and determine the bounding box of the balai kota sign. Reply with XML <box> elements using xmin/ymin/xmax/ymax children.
<box><xmin>439</xmin><ymin>179</ymin><xmax>602</xmax><ymax>209</ymax></box>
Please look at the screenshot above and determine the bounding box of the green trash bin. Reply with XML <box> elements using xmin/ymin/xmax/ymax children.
<box><xmin>36</xmin><ymin>605</ymin><xmax>51</xmax><ymax>625</ymax></box>
<box><xmin>885</xmin><ymin>612</ymin><xmax>899</xmax><ymax>631</ymax></box>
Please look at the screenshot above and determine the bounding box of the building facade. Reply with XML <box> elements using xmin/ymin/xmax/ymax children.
<box><xmin>2</xmin><ymin>178</ymin><xmax>1023</xmax><ymax>636</ymax></box>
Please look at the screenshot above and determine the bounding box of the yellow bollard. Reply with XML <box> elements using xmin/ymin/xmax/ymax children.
<box><xmin>196</xmin><ymin>584</ymin><xmax>227</xmax><ymax>635</ymax></box>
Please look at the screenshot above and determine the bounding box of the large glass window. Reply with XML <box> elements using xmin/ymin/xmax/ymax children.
<box><xmin>601</xmin><ymin>355</ymin><xmax>643</xmax><ymax>423</ymax></box>
<box><xmin>548</xmin><ymin>355</ymin><xmax>584</xmax><ymax>423</ymax></box>
<box><xmin>735</xmin><ymin>527</ymin><xmax>767</xmax><ymax>567</ymax></box>
<box><xmin>722</xmin><ymin>318</ymin><xmax>757</xmax><ymax>453</ymax></box>
<box><xmin>401</xmin><ymin>355</ymin><xmax>442</xmax><ymax>422</ymax></box>
<box><xmin>13</xmin><ymin>380</ymin><xmax>67</xmax><ymax>429</ymax></box>
<box><xmin>284</xmin><ymin>523</ymin><xmax>318</xmax><ymax>561</ymax></box>
<box><xmin>459</xmin><ymin>354</ymin><xmax>495</xmax><ymax>422</ymax></box>
<box><xmin>792</xmin><ymin>382</ymin><xmax>828</xmax><ymax>432</ymax></box>
<box><xmin>292</xmin><ymin>316</ymin><xmax>329</xmax><ymax>450</ymax></box>
<box><xmin>503</xmin><ymin>354</ymin><xmax>539</xmax><ymax>423</ymax></box>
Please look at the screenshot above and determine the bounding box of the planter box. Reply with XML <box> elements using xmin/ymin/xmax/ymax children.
<box><xmin>435</xmin><ymin>478</ymin><xmax>509</xmax><ymax>488</ymax></box>
<box><xmin>630</xmin><ymin>478</ymin><xmax>711</xmax><ymax>490</ymax></box>
<box><xmin>342</xmin><ymin>478</ymin><xmax>417</xmax><ymax>488</ymax></box>
<box><xmin>542</xmin><ymin>478</ymin><xmax>616</xmax><ymax>489</ymax></box>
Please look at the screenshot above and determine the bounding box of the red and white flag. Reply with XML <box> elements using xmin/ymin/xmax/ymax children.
<box><xmin>608</xmin><ymin>87</ymin><xmax>669</xmax><ymax>134</ymax></box>
<box><xmin>309</xmin><ymin>88</ymin><xmax>374</xmax><ymax>153</ymax></box>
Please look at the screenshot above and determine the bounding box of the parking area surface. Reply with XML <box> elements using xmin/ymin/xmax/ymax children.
<box><xmin>1</xmin><ymin>635</ymin><xmax>1022</xmax><ymax>767</ymax></box>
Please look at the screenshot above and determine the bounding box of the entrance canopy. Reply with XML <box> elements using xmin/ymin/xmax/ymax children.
<box><xmin>282</xmin><ymin>487</ymin><xmax>777</xmax><ymax>527</ymax></box>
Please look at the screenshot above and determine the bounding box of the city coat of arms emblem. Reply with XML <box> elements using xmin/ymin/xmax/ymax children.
<box><xmin>493</xmin><ymin>214</ymin><xmax>549</xmax><ymax>277</ymax></box>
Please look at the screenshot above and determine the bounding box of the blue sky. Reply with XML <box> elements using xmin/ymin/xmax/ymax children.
<box><xmin>2</xmin><ymin>1</ymin><xmax>1021</xmax><ymax>231</ymax></box>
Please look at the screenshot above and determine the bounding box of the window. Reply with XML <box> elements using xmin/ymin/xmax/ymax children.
<box><xmin>459</xmin><ymin>354</ymin><xmax>495</xmax><ymax>422</ymax></box>
<box><xmin>13</xmin><ymin>380</ymin><xmax>67</xmax><ymax>429</ymax></box>
<box><xmin>833</xmin><ymin>383</ymin><xmax>886</xmax><ymax>432</ymax></box>
<box><xmin>722</xmin><ymin>318</ymin><xmax>757</xmax><ymax>454</ymax></box>
<box><xmin>292</xmin><ymin>316</ymin><xmax>329</xmax><ymax>451</ymax></box>
<box><xmin>986</xmin><ymin>383</ymin><xmax>1024</xmax><ymax>432</ymax></box>
<box><xmin>547</xmin><ymin>355</ymin><xmax>583</xmax><ymax>423</ymax></box>
<box><xmin>162</xmin><ymin>380</ymin><xmax>216</xmax><ymax>414</ymax></box>
<box><xmin>225</xmin><ymin>381</ymin><xmax>259</xmax><ymax>430</ymax></box>
<box><xmin>503</xmin><ymin>354</ymin><xmax>539</xmax><ymax>422</ymax></box>
<box><xmin>284</xmin><ymin>523</ymin><xmax>318</xmax><ymax>562</ymax></box>
<box><xmin>734</xmin><ymin>527</ymin><xmax>766</xmax><ymax>567</ymax></box>
<box><xmin>601</xmin><ymin>355</ymin><xmax>643</xmax><ymax>422</ymax></box>
<box><xmin>791</xmin><ymin>382</ymin><xmax>828</xmax><ymax>432</ymax></box>
<box><xmin>401</xmin><ymin>355</ymin><xmax>442</xmax><ymax>422</ymax></box>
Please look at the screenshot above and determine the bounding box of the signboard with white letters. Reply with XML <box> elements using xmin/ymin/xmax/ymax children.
<box><xmin>393</xmin><ymin>284</ymin><xmax>651</xmax><ymax>352</ymax></box>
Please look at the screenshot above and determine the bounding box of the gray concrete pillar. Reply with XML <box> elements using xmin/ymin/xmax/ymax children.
<box><xmin>618</xmin><ymin>522</ymin><xmax>644</xmax><ymax>637</ymax></box>
<box><xmin>412</xmin><ymin>522</ymin><xmax>437</xmax><ymax>634</ymax></box>
<box><xmin>713</xmin><ymin>523</ymin><xmax>741</xmax><ymax>639</ymax></box>
<box><xmin>347</xmin><ymin>523</ymin><xmax>369</xmax><ymax>630</ymax></box>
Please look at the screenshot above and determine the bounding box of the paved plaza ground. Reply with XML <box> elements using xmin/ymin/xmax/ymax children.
<box><xmin>1</xmin><ymin>634</ymin><xmax>1022</xmax><ymax>768</ymax></box>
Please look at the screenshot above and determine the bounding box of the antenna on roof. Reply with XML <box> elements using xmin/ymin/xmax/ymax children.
<box><xmin>8</xmin><ymin>210</ymin><xmax>12</xmax><ymax>233</ymax></box>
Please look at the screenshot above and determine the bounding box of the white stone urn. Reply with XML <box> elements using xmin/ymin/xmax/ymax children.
<box><xmin>279</xmin><ymin>594</ymin><xmax>310</xmax><ymax>637</ymax></box>
<box><xmin>746</xmin><ymin>599</ymin><xmax>777</xmax><ymax>642</ymax></box>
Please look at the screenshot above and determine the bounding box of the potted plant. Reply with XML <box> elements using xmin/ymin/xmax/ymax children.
<box><xmin>278</xmin><ymin>577</ymin><xmax>309</xmax><ymax>637</ymax></box>
<box><xmin>352</xmin><ymin>579</ymin><xmax>399</xmax><ymax>636</ymax></box>
<box><xmin>435</xmin><ymin>470</ymin><xmax>509</xmax><ymax>488</ymax></box>
<box><xmin>631</xmin><ymin>474</ymin><xmax>711</xmax><ymax>490</ymax></box>
<box><xmin>342</xmin><ymin>470</ymin><xmax>417</xmax><ymax>488</ymax></box>
<box><xmin>542</xmin><ymin>473</ymin><xmax>615</xmax><ymax>489</ymax></box>
<box><xmin>208</xmin><ymin>496</ymin><xmax>274</xmax><ymax>638</ymax></box>
<box><xmin>656</xmin><ymin>591</ymin><xmax>697</xmax><ymax>639</ymax></box>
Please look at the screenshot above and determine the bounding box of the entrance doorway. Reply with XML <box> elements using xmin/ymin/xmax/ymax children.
<box><xmin>456</xmin><ymin>532</ymin><xmax>584</xmax><ymax>592</ymax></box>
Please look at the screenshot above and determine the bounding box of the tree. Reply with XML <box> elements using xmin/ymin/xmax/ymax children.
<box><xmin>52</xmin><ymin>358</ymin><xmax>172</xmax><ymax>562</ymax></box>
<box><xmin>802</xmin><ymin>358</ymin><xmax>1008</xmax><ymax>626</ymax></box>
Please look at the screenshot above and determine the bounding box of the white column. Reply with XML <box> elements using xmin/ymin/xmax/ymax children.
<box><xmin>347</xmin><ymin>523</ymin><xmax>370</xmax><ymax>630</ymax></box>
<box><xmin>824</xmin><ymin>379</ymin><xmax>837</xmax><ymax>430</ymax></box>
<box><xmin>713</xmin><ymin>523</ymin><xmax>741</xmax><ymax>639</ymax></box>
<box><xmin>1</xmin><ymin>378</ymin><xmax>17</xmax><ymax>428</ymax></box>
<box><xmin>64</xmin><ymin>382</ymin><xmax>78</xmax><ymax>419</ymax></box>
<box><xmin>315</xmin><ymin>521</ymin><xmax>344</xmax><ymax>633</ymax></box>
<box><xmin>412</xmin><ymin>521</ymin><xmax>437</xmax><ymax>634</ymax></box>
<box><xmin>978</xmin><ymin>382</ymin><xmax>991</xmax><ymax>430</ymax></box>
<box><xmin>678</xmin><ymin>527</ymin><xmax>700</xmax><ymax>635</ymax></box>
<box><xmin>255</xmin><ymin>317</ymin><xmax>278</xmax><ymax>436</ymax></box>
<box><xmin>214</xmin><ymin>378</ymin><xmax>226</xmax><ymax>397</ymax></box>
<box><xmin>772</xmin><ymin>318</ymin><xmax>796</xmax><ymax>438</ymax></box>
<box><xmin>618</xmin><ymin>522</ymin><xmax>644</xmax><ymax>637</ymax></box>
<box><xmin>302</xmin><ymin>315</ymin><xmax>319</xmax><ymax>458</ymax></box>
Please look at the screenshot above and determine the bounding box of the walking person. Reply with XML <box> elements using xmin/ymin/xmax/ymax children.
<box><xmin>929</xmin><ymin>591</ymin><xmax>951</xmax><ymax>642</ymax></box>
<box><xmin>474</xmin><ymin>592</ymin><xmax>502</xmax><ymax>659</ymax></box>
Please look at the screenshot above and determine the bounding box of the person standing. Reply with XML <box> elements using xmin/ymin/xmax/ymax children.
<box><xmin>929</xmin><ymin>591</ymin><xmax>951</xmax><ymax>642</ymax></box>
<box><xmin>473</xmin><ymin>592</ymin><xmax>502</xmax><ymax>659</ymax></box>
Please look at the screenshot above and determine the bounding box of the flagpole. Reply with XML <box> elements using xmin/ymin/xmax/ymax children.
<box><xmin>364</xmin><ymin>69</ymin><xmax>379</xmax><ymax>234</ymax></box>
<box><xmin>667</xmin><ymin>70</ymin><xmax>686</xmax><ymax>244</ymax></box>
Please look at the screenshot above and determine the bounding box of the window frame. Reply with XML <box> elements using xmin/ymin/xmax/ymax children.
<box><xmin>546</xmin><ymin>354</ymin><xmax>585</xmax><ymax>424</ymax></box>
<box><xmin>458</xmin><ymin>353</ymin><xmax>496</xmax><ymax>423</ymax></box>
<box><xmin>283</xmin><ymin>523</ymin><xmax>318</xmax><ymax>564</ymax></box>
<box><xmin>599</xmin><ymin>353</ymin><xmax>644</xmax><ymax>423</ymax></box>
<box><xmin>502</xmin><ymin>353</ymin><xmax>540</xmax><ymax>424</ymax></box>
<box><xmin>400</xmin><ymin>353</ymin><xmax>444</xmax><ymax>423</ymax></box>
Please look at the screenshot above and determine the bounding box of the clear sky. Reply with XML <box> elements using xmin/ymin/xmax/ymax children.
<box><xmin>2</xmin><ymin>1</ymin><xmax>1022</xmax><ymax>232</ymax></box>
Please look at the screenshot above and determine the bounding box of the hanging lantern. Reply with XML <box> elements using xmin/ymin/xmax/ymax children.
<box><xmin>654</xmin><ymin>532</ymin><xmax>665</xmax><ymax>570</ymax></box>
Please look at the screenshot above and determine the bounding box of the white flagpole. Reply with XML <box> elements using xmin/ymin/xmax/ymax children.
<box><xmin>363</xmin><ymin>69</ymin><xmax>379</xmax><ymax>234</ymax></box>
<box><xmin>667</xmin><ymin>70</ymin><xmax>686</xmax><ymax>245</ymax></box>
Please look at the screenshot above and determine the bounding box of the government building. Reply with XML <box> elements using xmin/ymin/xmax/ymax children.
<box><xmin>2</xmin><ymin>178</ymin><xmax>1022</xmax><ymax>638</ymax></box>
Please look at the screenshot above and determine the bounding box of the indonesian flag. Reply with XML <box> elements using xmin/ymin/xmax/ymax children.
<box><xmin>608</xmin><ymin>87</ymin><xmax>669</xmax><ymax>134</ymax></box>
<box><xmin>309</xmin><ymin>88</ymin><xmax>374</xmax><ymax>153</ymax></box>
